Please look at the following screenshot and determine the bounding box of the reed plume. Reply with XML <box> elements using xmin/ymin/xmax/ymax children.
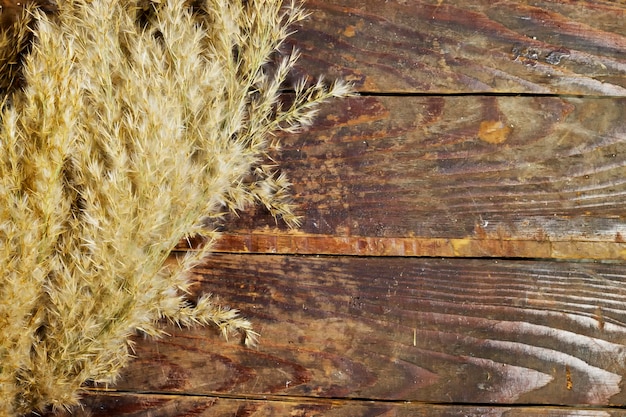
<box><xmin>0</xmin><ymin>0</ymin><xmax>351</xmax><ymax>414</ymax></box>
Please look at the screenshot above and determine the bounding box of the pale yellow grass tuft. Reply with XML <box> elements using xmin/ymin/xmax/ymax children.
<box><xmin>0</xmin><ymin>0</ymin><xmax>352</xmax><ymax>414</ymax></box>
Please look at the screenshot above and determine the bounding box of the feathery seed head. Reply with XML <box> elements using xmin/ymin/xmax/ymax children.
<box><xmin>0</xmin><ymin>0</ymin><xmax>352</xmax><ymax>414</ymax></box>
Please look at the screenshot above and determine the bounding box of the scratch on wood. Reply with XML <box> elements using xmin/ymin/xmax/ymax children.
<box><xmin>594</xmin><ymin>307</ymin><xmax>605</xmax><ymax>331</ymax></box>
<box><xmin>566</xmin><ymin>365</ymin><xmax>573</xmax><ymax>391</ymax></box>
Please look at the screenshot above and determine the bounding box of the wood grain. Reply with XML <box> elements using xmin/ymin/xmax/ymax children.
<box><xmin>24</xmin><ymin>1</ymin><xmax>626</xmax><ymax>415</ymax></box>
<box><xmin>208</xmin><ymin>95</ymin><xmax>626</xmax><ymax>259</ymax></box>
<box><xmin>105</xmin><ymin>254</ymin><xmax>626</xmax><ymax>405</ymax></box>
<box><xmin>286</xmin><ymin>0</ymin><xmax>626</xmax><ymax>95</ymax></box>
<box><xmin>42</xmin><ymin>392</ymin><xmax>626</xmax><ymax>417</ymax></box>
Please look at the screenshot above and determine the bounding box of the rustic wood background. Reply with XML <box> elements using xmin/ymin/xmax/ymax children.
<box><xmin>52</xmin><ymin>0</ymin><xmax>626</xmax><ymax>416</ymax></box>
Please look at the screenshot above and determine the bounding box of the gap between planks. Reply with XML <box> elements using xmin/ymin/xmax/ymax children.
<box><xmin>69</xmin><ymin>390</ymin><xmax>626</xmax><ymax>417</ymax></box>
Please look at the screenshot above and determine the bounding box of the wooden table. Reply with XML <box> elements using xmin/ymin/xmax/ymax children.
<box><xmin>61</xmin><ymin>1</ymin><xmax>626</xmax><ymax>415</ymax></box>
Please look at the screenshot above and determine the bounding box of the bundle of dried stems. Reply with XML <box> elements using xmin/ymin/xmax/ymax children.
<box><xmin>0</xmin><ymin>0</ymin><xmax>350</xmax><ymax>414</ymax></box>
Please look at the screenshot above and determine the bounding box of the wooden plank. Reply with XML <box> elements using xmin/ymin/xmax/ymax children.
<box><xmin>206</xmin><ymin>95</ymin><xmax>626</xmax><ymax>260</ymax></box>
<box><xmin>287</xmin><ymin>0</ymin><xmax>626</xmax><ymax>95</ymax></box>
<box><xmin>42</xmin><ymin>392</ymin><xmax>626</xmax><ymax>417</ymax></box>
<box><xmin>106</xmin><ymin>254</ymin><xmax>626</xmax><ymax>405</ymax></box>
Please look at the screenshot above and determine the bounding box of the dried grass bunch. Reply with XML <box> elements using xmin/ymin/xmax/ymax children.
<box><xmin>0</xmin><ymin>0</ymin><xmax>350</xmax><ymax>414</ymax></box>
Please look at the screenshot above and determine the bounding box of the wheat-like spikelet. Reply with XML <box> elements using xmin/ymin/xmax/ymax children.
<box><xmin>0</xmin><ymin>0</ymin><xmax>352</xmax><ymax>414</ymax></box>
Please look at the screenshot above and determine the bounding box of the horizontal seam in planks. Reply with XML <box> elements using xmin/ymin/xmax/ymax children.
<box><xmin>174</xmin><ymin>249</ymin><xmax>626</xmax><ymax>266</ymax></box>
<box><xmin>84</xmin><ymin>388</ymin><xmax>626</xmax><ymax>410</ymax></box>
<box><xmin>281</xmin><ymin>88</ymin><xmax>626</xmax><ymax>99</ymax></box>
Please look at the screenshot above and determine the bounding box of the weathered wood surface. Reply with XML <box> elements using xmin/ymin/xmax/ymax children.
<box><xmin>48</xmin><ymin>392</ymin><xmax>626</xmax><ymax>417</ymax></box>
<box><xmin>36</xmin><ymin>1</ymin><xmax>626</xmax><ymax>416</ymax></box>
<box><xmin>92</xmin><ymin>254</ymin><xmax>626</xmax><ymax>406</ymax></box>
<box><xmin>285</xmin><ymin>0</ymin><xmax>626</xmax><ymax>95</ymax></box>
<box><xmin>208</xmin><ymin>95</ymin><xmax>626</xmax><ymax>260</ymax></box>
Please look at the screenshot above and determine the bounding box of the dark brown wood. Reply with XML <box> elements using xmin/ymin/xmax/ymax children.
<box><xmin>36</xmin><ymin>1</ymin><xmax>626</xmax><ymax>415</ymax></box>
<box><xmin>208</xmin><ymin>95</ymin><xmax>626</xmax><ymax>259</ymax></box>
<box><xmin>44</xmin><ymin>391</ymin><xmax>626</xmax><ymax>417</ymax></box>
<box><xmin>101</xmin><ymin>254</ymin><xmax>626</xmax><ymax>406</ymax></box>
<box><xmin>286</xmin><ymin>0</ymin><xmax>626</xmax><ymax>95</ymax></box>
